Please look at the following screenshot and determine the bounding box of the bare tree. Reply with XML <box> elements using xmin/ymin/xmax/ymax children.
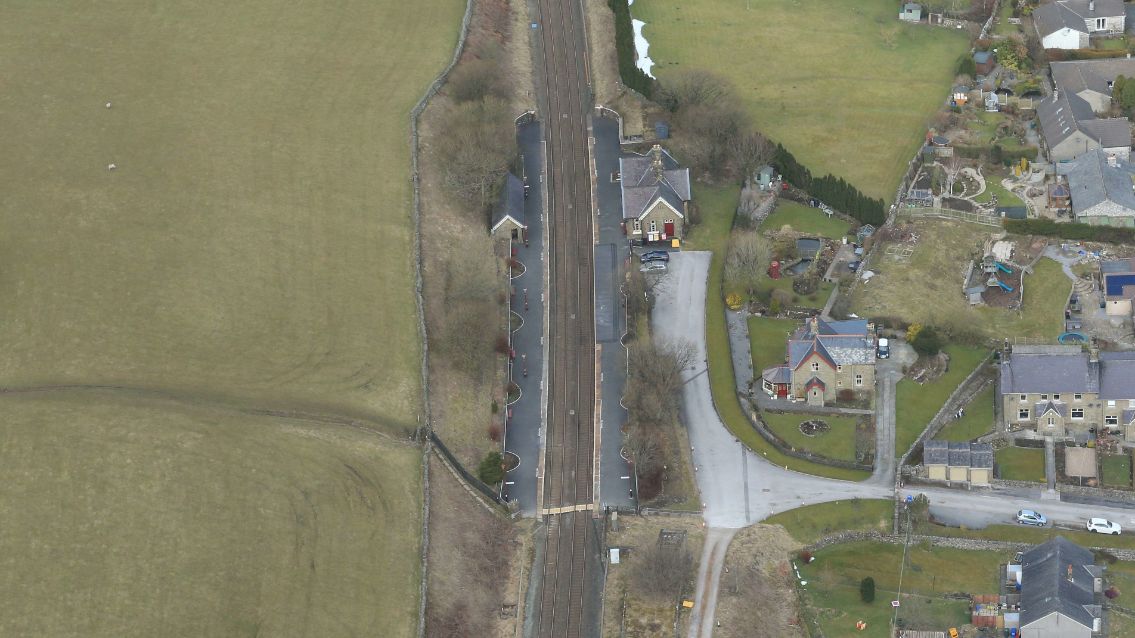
<box><xmin>447</xmin><ymin>57</ymin><xmax>507</xmax><ymax>103</ymax></box>
<box><xmin>656</xmin><ymin>70</ymin><xmax>735</xmax><ymax>112</ymax></box>
<box><xmin>729</xmin><ymin>130</ymin><xmax>775</xmax><ymax>185</ymax></box>
<box><xmin>441</xmin><ymin>97</ymin><xmax>515</xmax><ymax>212</ymax></box>
<box><xmin>631</xmin><ymin>540</ymin><xmax>694</xmax><ymax>598</ymax></box>
<box><xmin>723</xmin><ymin>230</ymin><xmax>772</xmax><ymax>296</ymax></box>
<box><xmin>623</xmin><ymin>424</ymin><xmax>662</xmax><ymax>482</ymax></box>
<box><xmin>625</xmin><ymin>340</ymin><xmax>695</xmax><ymax>429</ymax></box>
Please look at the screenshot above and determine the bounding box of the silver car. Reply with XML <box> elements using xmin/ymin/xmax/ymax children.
<box><xmin>640</xmin><ymin>261</ymin><xmax>667</xmax><ymax>273</ymax></box>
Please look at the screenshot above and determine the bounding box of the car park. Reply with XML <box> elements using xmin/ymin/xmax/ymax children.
<box><xmin>640</xmin><ymin>250</ymin><xmax>669</xmax><ymax>263</ymax></box>
<box><xmin>640</xmin><ymin>261</ymin><xmax>667</xmax><ymax>273</ymax></box>
<box><xmin>1086</xmin><ymin>518</ymin><xmax>1122</xmax><ymax>534</ymax></box>
<box><xmin>1016</xmin><ymin>509</ymin><xmax>1047</xmax><ymax>526</ymax></box>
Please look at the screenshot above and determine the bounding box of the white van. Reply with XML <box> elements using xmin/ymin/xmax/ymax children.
<box><xmin>877</xmin><ymin>338</ymin><xmax>890</xmax><ymax>359</ymax></box>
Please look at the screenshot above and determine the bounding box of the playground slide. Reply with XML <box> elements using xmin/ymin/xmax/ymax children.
<box><xmin>994</xmin><ymin>261</ymin><xmax>1012</xmax><ymax>274</ymax></box>
<box><xmin>996</xmin><ymin>279</ymin><xmax>1013</xmax><ymax>292</ymax></box>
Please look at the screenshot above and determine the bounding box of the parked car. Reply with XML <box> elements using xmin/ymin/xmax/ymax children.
<box><xmin>847</xmin><ymin>260</ymin><xmax>862</xmax><ymax>271</ymax></box>
<box><xmin>640</xmin><ymin>261</ymin><xmax>667</xmax><ymax>273</ymax></box>
<box><xmin>1086</xmin><ymin>518</ymin><xmax>1122</xmax><ymax>534</ymax></box>
<box><xmin>640</xmin><ymin>250</ymin><xmax>669</xmax><ymax>263</ymax></box>
<box><xmin>1016</xmin><ymin>509</ymin><xmax>1047</xmax><ymax>527</ymax></box>
<box><xmin>876</xmin><ymin>338</ymin><xmax>890</xmax><ymax>359</ymax></box>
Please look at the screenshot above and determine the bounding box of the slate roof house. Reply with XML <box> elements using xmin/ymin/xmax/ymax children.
<box><xmin>620</xmin><ymin>145</ymin><xmax>691</xmax><ymax>244</ymax></box>
<box><xmin>1034</xmin><ymin>0</ymin><xmax>1125</xmax><ymax>50</ymax></box>
<box><xmin>1037</xmin><ymin>91</ymin><xmax>1130</xmax><ymax>162</ymax></box>
<box><xmin>1000</xmin><ymin>344</ymin><xmax>1135</xmax><ymax>442</ymax></box>
<box><xmin>1055</xmin><ymin>149</ymin><xmax>1135</xmax><ymax>226</ymax></box>
<box><xmin>760</xmin><ymin>318</ymin><xmax>876</xmax><ymax>407</ymax></box>
<box><xmin>1101</xmin><ymin>257</ymin><xmax>1135</xmax><ymax>317</ymax></box>
<box><xmin>922</xmin><ymin>440</ymin><xmax>994</xmax><ymax>486</ymax></box>
<box><xmin>490</xmin><ymin>173</ymin><xmax>527</xmax><ymax>241</ymax></box>
<box><xmin>1051</xmin><ymin>58</ymin><xmax>1135</xmax><ymax>112</ymax></box>
<box><xmin>1019</xmin><ymin>536</ymin><xmax>1105</xmax><ymax>637</ymax></box>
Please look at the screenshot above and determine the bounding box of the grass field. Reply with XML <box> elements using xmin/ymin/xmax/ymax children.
<box><xmin>695</xmin><ymin>185</ymin><xmax>868</xmax><ymax>481</ymax></box>
<box><xmin>1105</xmin><ymin>562</ymin><xmax>1135</xmax><ymax>636</ymax></box>
<box><xmin>894</xmin><ymin>345</ymin><xmax>988</xmax><ymax>458</ymax></box>
<box><xmin>0</xmin><ymin>2</ymin><xmax>464</xmax><ymax>427</ymax></box>
<box><xmin>1101</xmin><ymin>452</ymin><xmax>1133</xmax><ymax>489</ymax></box>
<box><xmin>996</xmin><ymin>446</ymin><xmax>1046</xmax><ymax>482</ymax></box>
<box><xmin>0</xmin><ymin>392</ymin><xmax>423</xmax><ymax>637</ymax></box>
<box><xmin>851</xmin><ymin>220</ymin><xmax>1070</xmax><ymax>341</ymax></box>
<box><xmin>748</xmin><ymin>316</ymin><xmax>797</xmax><ymax>373</ymax></box>
<box><xmin>760</xmin><ymin>201</ymin><xmax>852</xmax><ymax>240</ymax></box>
<box><xmin>799</xmin><ymin>541</ymin><xmax>1001</xmax><ymax>637</ymax></box>
<box><xmin>764</xmin><ymin>499</ymin><xmax>893</xmax><ymax>545</ymax></box>
<box><xmin>0</xmin><ymin>3</ymin><xmax>465</xmax><ymax>636</ymax></box>
<box><xmin>763</xmin><ymin>412</ymin><xmax>863</xmax><ymax>462</ymax></box>
<box><xmin>935</xmin><ymin>385</ymin><xmax>995</xmax><ymax>442</ymax></box>
<box><xmin>633</xmin><ymin>0</ymin><xmax>969</xmax><ymax>202</ymax></box>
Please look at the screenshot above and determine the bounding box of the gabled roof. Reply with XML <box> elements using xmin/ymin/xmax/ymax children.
<box><xmin>1101</xmin><ymin>257</ymin><xmax>1135</xmax><ymax>274</ymax></box>
<box><xmin>804</xmin><ymin>376</ymin><xmax>826</xmax><ymax>391</ymax></box>
<box><xmin>1056</xmin><ymin>149</ymin><xmax>1135</xmax><ymax>218</ymax></box>
<box><xmin>1099</xmin><ymin>351</ymin><xmax>1135</xmax><ymax>398</ymax></box>
<box><xmin>490</xmin><ymin>173</ymin><xmax>526</xmax><ymax>232</ymax></box>
<box><xmin>788</xmin><ymin>318</ymin><xmax>874</xmax><ymax>369</ymax></box>
<box><xmin>817</xmin><ymin>319</ymin><xmax>869</xmax><ymax>336</ymax></box>
<box><xmin>1037</xmin><ymin>91</ymin><xmax>1098</xmax><ymax>148</ymax></box>
<box><xmin>1051</xmin><ymin>58</ymin><xmax>1135</xmax><ymax>99</ymax></box>
<box><xmin>1080</xmin><ymin>117</ymin><xmax>1132</xmax><ymax>148</ymax></box>
<box><xmin>1000</xmin><ymin>350</ymin><xmax>1099</xmax><ymax>394</ymax></box>
<box><xmin>1021</xmin><ymin>536</ymin><xmax>1103</xmax><ymax>631</ymax></box>
<box><xmin>973</xmin><ymin>51</ymin><xmax>993</xmax><ymax>65</ymax></box>
<box><xmin>1036</xmin><ymin>0</ymin><xmax>1124</xmax><ymax>37</ymax></box>
<box><xmin>620</xmin><ymin>146</ymin><xmax>691</xmax><ymax>221</ymax></box>
<box><xmin>1035</xmin><ymin>400</ymin><xmax>1069</xmax><ymax>417</ymax></box>
<box><xmin>923</xmin><ymin>440</ymin><xmax>948</xmax><ymax>465</ymax></box>
<box><xmin>923</xmin><ymin>441</ymin><xmax>993</xmax><ymax>468</ymax></box>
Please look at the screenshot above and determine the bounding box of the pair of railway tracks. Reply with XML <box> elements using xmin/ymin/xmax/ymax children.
<box><xmin>531</xmin><ymin>0</ymin><xmax>597</xmax><ymax>635</ymax></box>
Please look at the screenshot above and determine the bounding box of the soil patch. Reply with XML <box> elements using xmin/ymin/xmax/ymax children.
<box><xmin>799</xmin><ymin>420</ymin><xmax>830</xmax><ymax>437</ymax></box>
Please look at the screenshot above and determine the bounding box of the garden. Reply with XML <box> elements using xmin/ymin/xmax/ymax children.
<box><xmin>995</xmin><ymin>446</ymin><xmax>1046</xmax><ymax>482</ymax></box>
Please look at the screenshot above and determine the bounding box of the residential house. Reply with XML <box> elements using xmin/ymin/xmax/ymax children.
<box><xmin>974</xmin><ymin>50</ymin><xmax>995</xmax><ymax>77</ymax></box>
<box><xmin>760</xmin><ymin>318</ymin><xmax>876</xmax><ymax>407</ymax></box>
<box><xmin>490</xmin><ymin>172</ymin><xmax>527</xmax><ymax>242</ymax></box>
<box><xmin>620</xmin><ymin>145</ymin><xmax>691</xmax><ymax>244</ymax></box>
<box><xmin>1034</xmin><ymin>0</ymin><xmax>1125</xmax><ymax>50</ymax></box>
<box><xmin>899</xmin><ymin>2</ymin><xmax>921</xmax><ymax>22</ymax></box>
<box><xmin>1051</xmin><ymin>58</ymin><xmax>1135</xmax><ymax>112</ymax></box>
<box><xmin>1019</xmin><ymin>536</ymin><xmax>1105</xmax><ymax>637</ymax></box>
<box><xmin>1036</xmin><ymin>91</ymin><xmax>1130</xmax><ymax>162</ymax></box>
<box><xmin>1101</xmin><ymin>257</ymin><xmax>1135</xmax><ymax>317</ymax></box>
<box><xmin>923</xmin><ymin>440</ymin><xmax>994</xmax><ymax>486</ymax></box>
<box><xmin>1056</xmin><ymin>149</ymin><xmax>1135</xmax><ymax>226</ymax></box>
<box><xmin>999</xmin><ymin>344</ymin><xmax>1135</xmax><ymax>442</ymax></box>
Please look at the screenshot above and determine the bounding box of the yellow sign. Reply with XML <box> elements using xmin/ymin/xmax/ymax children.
<box><xmin>681</xmin><ymin>600</ymin><xmax>694</xmax><ymax>609</ymax></box>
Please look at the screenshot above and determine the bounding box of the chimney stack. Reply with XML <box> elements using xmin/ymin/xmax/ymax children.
<box><xmin>651</xmin><ymin>144</ymin><xmax>664</xmax><ymax>181</ymax></box>
<box><xmin>1090</xmin><ymin>0</ymin><xmax>1096</xmax><ymax>13</ymax></box>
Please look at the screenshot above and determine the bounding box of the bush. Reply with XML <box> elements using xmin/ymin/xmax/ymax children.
<box><xmin>477</xmin><ymin>451</ymin><xmax>504</xmax><ymax>484</ymax></box>
<box><xmin>1004</xmin><ymin>218</ymin><xmax>1135</xmax><ymax>245</ymax></box>
<box><xmin>860</xmin><ymin>576</ymin><xmax>876</xmax><ymax>603</ymax></box>
<box><xmin>837</xmin><ymin>389</ymin><xmax>855</xmax><ymax>403</ymax></box>
<box><xmin>607</xmin><ymin>0</ymin><xmax>654</xmax><ymax>97</ymax></box>
<box><xmin>911</xmin><ymin>325</ymin><xmax>944</xmax><ymax>357</ymax></box>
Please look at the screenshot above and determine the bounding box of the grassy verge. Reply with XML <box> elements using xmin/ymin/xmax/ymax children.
<box><xmin>765</xmin><ymin>499</ymin><xmax>893</xmax><ymax>545</ymax></box>
<box><xmin>633</xmin><ymin>0</ymin><xmax>969</xmax><ymax>202</ymax></box>
<box><xmin>760</xmin><ymin>201</ymin><xmax>852</xmax><ymax>240</ymax></box>
<box><xmin>747</xmin><ymin>316</ymin><xmax>798</xmax><ymax>373</ymax></box>
<box><xmin>1101</xmin><ymin>452</ymin><xmax>1132</xmax><ymax>489</ymax></box>
<box><xmin>926</xmin><ymin>522</ymin><xmax>1135</xmax><ymax>552</ymax></box>
<box><xmin>934</xmin><ymin>385</ymin><xmax>995</xmax><ymax>442</ymax></box>
<box><xmin>894</xmin><ymin>345</ymin><xmax>989</xmax><ymax>458</ymax></box>
<box><xmin>1106</xmin><ymin>562</ymin><xmax>1135</xmax><ymax>636</ymax></box>
<box><xmin>697</xmin><ymin>186</ymin><xmax>869</xmax><ymax>481</ymax></box>
<box><xmin>763</xmin><ymin>413</ymin><xmax>862</xmax><ymax>463</ymax></box>
<box><xmin>799</xmin><ymin>541</ymin><xmax>1001</xmax><ymax>637</ymax></box>
<box><xmin>996</xmin><ymin>446</ymin><xmax>1046</xmax><ymax>482</ymax></box>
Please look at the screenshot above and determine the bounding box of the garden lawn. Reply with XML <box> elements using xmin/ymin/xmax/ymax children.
<box><xmin>996</xmin><ymin>446</ymin><xmax>1046</xmax><ymax>482</ymax></box>
<box><xmin>894</xmin><ymin>345</ymin><xmax>989</xmax><ymax>458</ymax></box>
<box><xmin>1106</xmin><ymin>562</ymin><xmax>1135</xmax><ymax>636</ymax></box>
<box><xmin>755</xmin><ymin>274</ymin><xmax>835</xmax><ymax>310</ymax></box>
<box><xmin>1101</xmin><ymin>452</ymin><xmax>1133</xmax><ymax>489</ymax></box>
<box><xmin>748</xmin><ymin>316</ymin><xmax>798</xmax><ymax>373</ymax></box>
<box><xmin>972</xmin><ymin>177</ymin><xmax>1026</xmax><ymax>209</ymax></box>
<box><xmin>697</xmin><ymin>186</ymin><xmax>868</xmax><ymax>481</ymax></box>
<box><xmin>935</xmin><ymin>385</ymin><xmax>995</xmax><ymax>442</ymax></box>
<box><xmin>799</xmin><ymin>541</ymin><xmax>1000</xmax><ymax>637</ymax></box>
<box><xmin>994</xmin><ymin>1</ymin><xmax>1018</xmax><ymax>36</ymax></box>
<box><xmin>633</xmin><ymin>0</ymin><xmax>969</xmax><ymax>202</ymax></box>
<box><xmin>762</xmin><ymin>412</ymin><xmax>861</xmax><ymax>462</ymax></box>
<box><xmin>851</xmin><ymin>220</ymin><xmax>1071</xmax><ymax>341</ymax></box>
<box><xmin>759</xmin><ymin>201</ymin><xmax>852</xmax><ymax>240</ymax></box>
<box><xmin>764</xmin><ymin>499</ymin><xmax>893</xmax><ymax>545</ymax></box>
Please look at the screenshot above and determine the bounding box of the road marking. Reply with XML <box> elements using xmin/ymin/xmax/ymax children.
<box><xmin>620</xmin><ymin>476</ymin><xmax>630</xmax><ymax>480</ymax></box>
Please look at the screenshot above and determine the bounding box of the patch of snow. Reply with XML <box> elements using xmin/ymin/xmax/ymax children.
<box><xmin>627</xmin><ymin>1</ymin><xmax>655</xmax><ymax>79</ymax></box>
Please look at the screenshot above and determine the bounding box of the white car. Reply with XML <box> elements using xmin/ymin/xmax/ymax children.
<box><xmin>1086</xmin><ymin>518</ymin><xmax>1122</xmax><ymax>535</ymax></box>
<box><xmin>640</xmin><ymin>261</ymin><xmax>667</xmax><ymax>273</ymax></box>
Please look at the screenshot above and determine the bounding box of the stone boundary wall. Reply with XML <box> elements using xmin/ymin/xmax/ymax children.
<box><xmin>408</xmin><ymin>0</ymin><xmax>475</xmax><ymax>635</ymax></box>
<box><xmin>804</xmin><ymin>530</ymin><xmax>1135</xmax><ymax>561</ymax></box>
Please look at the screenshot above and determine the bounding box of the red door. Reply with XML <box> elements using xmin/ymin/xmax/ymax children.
<box><xmin>664</xmin><ymin>222</ymin><xmax>675</xmax><ymax>237</ymax></box>
<box><xmin>777</xmin><ymin>384</ymin><xmax>788</xmax><ymax>398</ymax></box>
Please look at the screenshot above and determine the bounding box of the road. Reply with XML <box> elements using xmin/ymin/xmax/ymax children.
<box><xmin>529</xmin><ymin>0</ymin><xmax>600</xmax><ymax>634</ymax></box>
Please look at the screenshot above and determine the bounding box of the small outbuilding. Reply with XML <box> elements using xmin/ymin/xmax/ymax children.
<box><xmin>899</xmin><ymin>2</ymin><xmax>922</xmax><ymax>22</ymax></box>
<box><xmin>490</xmin><ymin>173</ymin><xmax>527</xmax><ymax>242</ymax></box>
<box><xmin>923</xmin><ymin>440</ymin><xmax>994</xmax><ymax>486</ymax></box>
<box><xmin>974</xmin><ymin>50</ymin><xmax>995</xmax><ymax>76</ymax></box>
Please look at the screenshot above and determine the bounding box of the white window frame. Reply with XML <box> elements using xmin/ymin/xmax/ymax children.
<box><xmin>1052</xmin><ymin>394</ymin><xmax>1060</xmax><ymax>401</ymax></box>
<box><xmin>855</xmin><ymin>374</ymin><xmax>863</xmax><ymax>387</ymax></box>
<box><xmin>649</xmin><ymin>220</ymin><xmax>657</xmax><ymax>233</ymax></box>
<box><xmin>811</xmin><ymin>362</ymin><xmax>820</xmax><ymax>372</ymax></box>
<box><xmin>1108</xmin><ymin>400</ymin><xmax>1117</xmax><ymax>407</ymax></box>
<box><xmin>1071</xmin><ymin>408</ymin><xmax>1084</xmax><ymax>419</ymax></box>
<box><xmin>836</xmin><ymin>365</ymin><xmax>843</xmax><ymax>372</ymax></box>
<box><xmin>1074</xmin><ymin>393</ymin><xmax>1083</xmax><ymax>401</ymax></box>
<box><xmin>1096</xmin><ymin>17</ymin><xmax>1106</xmax><ymax>30</ymax></box>
<box><xmin>1020</xmin><ymin>394</ymin><xmax>1027</xmax><ymax>402</ymax></box>
<box><xmin>1047</xmin><ymin>417</ymin><xmax>1055</xmax><ymax>427</ymax></box>
<box><xmin>1018</xmin><ymin>409</ymin><xmax>1030</xmax><ymax>420</ymax></box>
<box><xmin>1041</xmin><ymin>394</ymin><xmax>1048</xmax><ymax>400</ymax></box>
<box><xmin>632</xmin><ymin>219</ymin><xmax>641</xmax><ymax>233</ymax></box>
<box><xmin>1106</xmin><ymin>415</ymin><xmax>1119</xmax><ymax>426</ymax></box>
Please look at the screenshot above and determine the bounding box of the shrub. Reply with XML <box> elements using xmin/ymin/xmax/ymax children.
<box><xmin>837</xmin><ymin>389</ymin><xmax>855</xmax><ymax>403</ymax></box>
<box><xmin>911</xmin><ymin>325</ymin><xmax>944</xmax><ymax>357</ymax></box>
<box><xmin>490</xmin><ymin>399</ymin><xmax>499</xmax><ymax>414</ymax></box>
<box><xmin>725</xmin><ymin>292</ymin><xmax>744</xmax><ymax>310</ymax></box>
<box><xmin>477</xmin><ymin>451</ymin><xmax>505</xmax><ymax>484</ymax></box>
<box><xmin>798</xmin><ymin>550</ymin><xmax>813</xmax><ymax>563</ymax></box>
<box><xmin>1004</xmin><ymin>218</ymin><xmax>1135</xmax><ymax>245</ymax></box>
<box><xmin>860</xmin><ymin>577</ymin><xmax>876</xmax><ymax>603</ymax></box>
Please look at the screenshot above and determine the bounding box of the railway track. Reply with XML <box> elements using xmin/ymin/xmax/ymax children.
<box><xmin>531</xmin><ymin>0</ymin><xmax>597</xmax><ymax>635</ymax></box>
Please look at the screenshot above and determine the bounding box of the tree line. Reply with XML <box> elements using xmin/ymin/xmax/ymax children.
<box><xmin>774</xmin><ymin>144</ymin><xmax>887</xmax><ymax>226</ymax></box>
<box><xmin>607</xmin><ymin>0</ymin><xmax>655</xmax><ymax>97</ymax></box>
